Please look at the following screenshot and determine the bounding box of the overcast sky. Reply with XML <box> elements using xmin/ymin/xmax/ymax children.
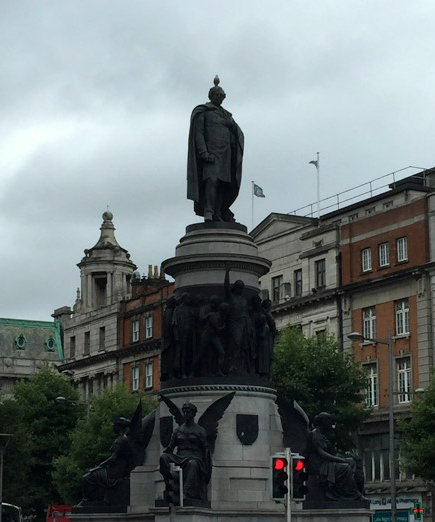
<box><xmin>1</xmin><ymin>1</ymin><xmax>435</xmax><ymax>321</ymax></box>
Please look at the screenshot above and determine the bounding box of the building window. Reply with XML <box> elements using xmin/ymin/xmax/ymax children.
<box><xmin>315</xmin><ymin>259</ymin><xmax>326</xmax><ymax>289</ymax></box>
<box><xmin>99</xmin><ymin>327</ymin><xmax>105</xmax><ymax>351</ymax></box>
<box><xmin>45</xmin><ymin>337</ymin><xmax>56</xmax><ymax>352</ymax></box>
<box><xmin>84</xmin><ymin>331</ymin><xmax>90</xmax><ymax>355</ymax></box>
<box><xmin>132</xmin><ymin>319</ymin><xmax>140</xmax><ymax>343</ymax></box>
<box><xmin>145</xmin><ymin>359</ymin><xmax>153</xmax><ymax>389</ymax></box>
<box><xmin>14</xmin><ymin>334</ymin><xmax>27</xmax><ymax>350</ymax></box>
<box><xmin>365</xmin><ymin>207</ymin><xmax>376</xmax><ymax>215</ymax></box>
<box><xmin>363</xmin><ymin>306</ymin><xmax>376</xmax><ymax>339</ymax></box>
<box><xmin>397</xmin><ymin>356</ymin><xmax>412</xmax><ymax>403</ymax></box>
<box><xmin>294</xmin><ymin>269</ymin><xmax>302</xmax><ymax>297</ymax></box>
<box><xmin>378</xmin><ymin>242</ymin><xmax>389</xmax><ymax>267</ymax></box>
<box><xmin>364</xmin><ymin>363</ymin><xmax>378</xmax><ymax>407</ymax></box>
<box><xmin>145</xmin><ymin>313</ymin><xmax>153</xmax><ymax>339</ymax></box>
<box><xmin>132</xmin><ymin>366</ymin><xmax>140</xmax><ymax>392</ymax></box>
<box><xmin>383</xmin><ymin>200</ymin><xmax>394</xmax><ymax>209</ymax></box>
<box><xmin>397</xmin><ymin>237</ymin><xmax>408</xmax><ymax>262</ymax></box>
<box><xmin>70</xmin><ymin>336</ymin><xmax>76</xmax><ymax>358</ymax></box>
<box><xmin>349</xmin><ymin>213</ymin><xmax>358</xmax><ymax>222</ymax></box>
<box><xmin>362</xmin><ymin>248</ymin><xmax>372</xmax><ymax>272</ymax></box>
<box><xmin>362</xmin><ymin>434</ymin><xmax>391</xmax><ymax>482</ymax></box>
<box><xmin>272</xmin><ymin>275</ymin><xmax>283</xmax><ymax>304</ymax></box>
<box><xmin>395</xmin><ymin>299</ymin><xmax>410</xmax><ymax>335</ymax></box>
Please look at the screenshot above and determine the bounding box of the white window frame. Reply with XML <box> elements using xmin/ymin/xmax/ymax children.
<box><xmin>362</xmin><ymin>248</ymin><xmax>372</xmax><ymax>272</ymax></box>
<box><xmin>145</xmin><ymin>359</ymin><xmax>153</xmax><ymax>389</ymax></box>
<box><xmin>132</xmin><ymin>319</ymin><xmax>140</xmax><ymax>343</ymax></box>
<box><xmin>363</xmin><ymin>306</ymin><xmax>376</xmax><ymax>339</ymax></box>
<box><xmin>364</xmin><ymin>362</ymin><xmax>378</xmax><ymax>407</ymax></box>
<box><xmin>378</xmin><ymin>242</ymin><xmax>389</xmax><ymax>267</ymax></box>
<box><xmin>397</xmin><ymin>237</ymin><xmax>408</xmax><ymax>262</ymax></box>
<box><xmin>132</xmin><ymin>366</ymin><xmax>140</xmax><ymax>391</ymax></box>
<box><xmin>397</xmin><ymin>356</ymin><xmax>412</xmax><ymax>403</ymax></box>
<box><xmin>145</xmin><ymin>313</ymin><xmax>153</xmax><ymax>339</ymax></box>
<box><xmin>395</xmin><ymin>299</ymin><xmax>410</xmax><ymax>335</ymax></box>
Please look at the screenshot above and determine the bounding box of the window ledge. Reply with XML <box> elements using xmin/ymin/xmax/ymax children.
<box><xmin>361</xmin><ymin>270</ymin><xmax>373</xmax><ymax>275</ymax></box>
<box><xmin>378</xmin><ymin>264</ymin><xmax>390</xmax><ymax>270</ymax></box>
<box><xmin>361</xmin><ymin>341</ymin><xmax>376</xmax><ymax>346</ymax></box>
<box><xmin>392</xmin><ymin>334</ymin><xmax>410</xmax><ymax>340</ymax></box>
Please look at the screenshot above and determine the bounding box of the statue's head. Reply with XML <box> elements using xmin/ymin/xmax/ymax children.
<box><xmin>113</xmin><ymin>416</ymin><xmax>130</xmax><ymax>434</ymax></box>
<box><xmin>208</xmin><ymin>76</ymin><xmax>226</xmax><ymax>106</ymax></box>
<box><xmin>313</xmin><ymin>412</ymin><xmax>333</xmax><ymax>432</ymax></box>
<box><xmin>262</xmin><ymin>299</ymin><xmax>272</xmax><ymax>312</ymax></box>
<box><xmin>180</xmin><ymin>292</ymin><xmax>191</xmax><ymax>305</ymax></box>
<box><xmin>210</xmin><ymin>295</ymin><xmax>221</xmax><ymax>308</ymax></box>
<box><xmin>182</xmin><ymin>402</ymin><xmax>198</xmax><ymax>420</ymax></box>
<box><xmin>232</xmin><ymin>279</ymin><xmax>245</xmax><ymax>295</ymax></box>
<box><xmin>166</xmin><ymin>296</ymin><xmax>176</xmax><ymax>309</ymax></box>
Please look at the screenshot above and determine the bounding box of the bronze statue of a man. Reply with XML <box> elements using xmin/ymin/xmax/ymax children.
<box><xmin>187</xmin><ymin>76</ymin><xmax>244</xmax><ymax>222</ymax></box>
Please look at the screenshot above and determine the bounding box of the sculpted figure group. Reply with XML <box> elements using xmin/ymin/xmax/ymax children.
<box><xmin>161</xmin><ymin>268</ymin><xmax>276</xmax><ymax>381</ymax></box>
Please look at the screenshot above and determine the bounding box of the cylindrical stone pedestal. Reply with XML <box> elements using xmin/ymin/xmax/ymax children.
<box><xmin>162</xmin><ymin>222</ymin><xmax>271</xmax><ymax>298</ymax></box>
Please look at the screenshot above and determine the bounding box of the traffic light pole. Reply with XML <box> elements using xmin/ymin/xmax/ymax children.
<box><xmin>285</xmin><ymin>447</ymin><xmax>292</xmax><ymax>522</ymax></box>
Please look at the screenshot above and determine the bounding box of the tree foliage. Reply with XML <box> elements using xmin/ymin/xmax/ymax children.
<box><xmin>271</xmin><ymin>327</ymin><xmax>370</xmax><ymax>451</ymax></box>
<box><xmin>399</xmin><ymin>368</ymin><xmax>435</xmax><ymax>481</ymax></box>
<box><xmin>0</xmin><ymin>365</ymin><xmax>82</xmax><ymax>521</ymax></box>
<box><xmin>52</xmin><ymin>385</ymin><xmax>157</xmax><ymax>504</ymax></box>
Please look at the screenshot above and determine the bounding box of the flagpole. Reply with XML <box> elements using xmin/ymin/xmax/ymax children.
<box><xmin>316</xmin><ymin>152</ymin><xmax>320</xmax><ymax>222</ymax></box>
<box><xmin>251</xmin><ymin>181</ymin><xmax>254</xmax><ymax>230</ymax></box>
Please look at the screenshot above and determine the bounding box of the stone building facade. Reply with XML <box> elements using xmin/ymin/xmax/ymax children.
<box><xmin>0</xmin><ymin>317</ymin><xmax>63</xmax><ymax>396</ymax></box>
<box><xmin>56</xmin><ymin>211</ymin><xmax>137</xmax><ymax>400</ymax></box>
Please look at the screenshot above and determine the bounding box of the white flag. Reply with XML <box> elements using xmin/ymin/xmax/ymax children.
<box><xmin>253</xmin><ymin>183</ymin><xmax>266</xmax><ymax>198</ymax></box>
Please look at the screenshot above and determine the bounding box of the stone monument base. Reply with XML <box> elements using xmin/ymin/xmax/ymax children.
<box><xmin>69</xmin><ymin>506</ymin><xmax>372</xmax><ymax>522</ymax></box>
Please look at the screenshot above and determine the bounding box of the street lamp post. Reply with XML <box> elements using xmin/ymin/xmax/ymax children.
<box><xmin>0</xmin><ymin>434</ymin><xmax>12</xmax><ymax>522</ymax></box>
<box><xmin>348</xmin><ymin>330</ymin><xmax>396</xmax><ymax>522</ymax></box>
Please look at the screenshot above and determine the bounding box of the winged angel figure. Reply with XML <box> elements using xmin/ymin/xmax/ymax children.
<box><xmin>159</xmin><ymin>392</ymin><xmax>235</xmax><ymax>502</ymax></box>
<box><xmin>276</xmin><ymin>396</ymin><xmax>366</xmax><ymax>502</ymax></box>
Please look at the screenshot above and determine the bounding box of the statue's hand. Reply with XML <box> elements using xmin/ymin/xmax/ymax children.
<box><xmin>199</xmin><ymin>152</ymin><xmax>215</xmax><ymax>163</ymax></box>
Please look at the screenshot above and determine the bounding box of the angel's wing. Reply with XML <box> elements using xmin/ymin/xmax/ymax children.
<box><xmin>198</xmin><ymin>391</ymin><xmax>235</xmax><ymax>452</ymax></box>
<box><xmin>128</xmin><ymin>403</ymin><xmax>156</xmax><ymax>468</ymax></box>
<box><xmin>276</xmin><ymin>394</ymin><xmax>310</xmax><ymax>455</ymax></box>
<box><xmin>159</xmin><ymin>394</ymin><xmax>184</xmax><ymax>425</ymax></box>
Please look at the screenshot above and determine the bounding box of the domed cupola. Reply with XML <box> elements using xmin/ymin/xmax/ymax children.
<box><xmin>77</xmin><ymin>211</ymin><xmax>137</xmax><ymax>312</ymax></box>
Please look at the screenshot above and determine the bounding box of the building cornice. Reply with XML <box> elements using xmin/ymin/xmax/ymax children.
<box><xmin>58</xmin><ymin>339</ymin><xmax>162</xmax><ymax>371</ymax></box>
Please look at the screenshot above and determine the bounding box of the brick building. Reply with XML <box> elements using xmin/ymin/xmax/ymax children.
<box><xmin>119</xmin><ymin>267</ymin><xmax>174</xmax><ymax>394</ymax></box>
<box><xmin>252</xmin><ymin>167</ymin><xmax>435</xmax><ymax>511</ymax></box>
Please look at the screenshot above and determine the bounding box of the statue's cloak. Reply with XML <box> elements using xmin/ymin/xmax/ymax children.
<box><xmin>187</xmin><ymin>103</ymin><xmax>244</xmax><ymax>218</ymax></box>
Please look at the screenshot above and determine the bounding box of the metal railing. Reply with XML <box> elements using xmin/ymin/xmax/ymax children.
<box><xmin>288</xmin><ymin>166</ymin><xmax>429</xmax><ymax>218</ymax></box>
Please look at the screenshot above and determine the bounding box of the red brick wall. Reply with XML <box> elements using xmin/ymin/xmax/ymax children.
<box><xmin>352</xmin><ymin>295</ymin><xmax>419</xmax><ymax>408</ymax></box>
<box><xmin>341</xmin><ymin>199</ymin><xmax>428</xmax><ymax>285</ymax></box>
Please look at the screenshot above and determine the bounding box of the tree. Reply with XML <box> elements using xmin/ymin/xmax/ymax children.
<box><xmin>400</xmin><ymin>368</ymin><xmax>435</xmax><ymax>481</ymax></box>
<box><xmin>0</xmin><ymin>365</ymin><xmax>82</xmax><ymax>521</ymax></box>
<box><xmin>271</xmin><ymin>327</ymin><xmax>370</xmax><ymax>451</ymax></box>
<box><xmin>52</xmin><ymin>385</ymin><xmax>157</xmax><ymax>504</ymax></box>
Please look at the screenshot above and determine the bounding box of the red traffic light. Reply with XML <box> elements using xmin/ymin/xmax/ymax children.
<box><xmin>274</xmin><ymin>458</ymin><xmax>288</xmax><ymax>471</ymax></box>
<box><xmin>294</xmin><ymin>459</ymin><xmax>304</xmax><ymax>471</ymax></box>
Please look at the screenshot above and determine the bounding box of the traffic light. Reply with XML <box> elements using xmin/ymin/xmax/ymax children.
<box><xmin>164</xmin><ymin>466</ymin><xmax>182</xmax><ymax>506</ymax></box>
<box><xmin>271</xmin><ymin>455</ymin><xmax>289</xmax><ymax>499</ymax></box>
<box><xmin>412</xmin><ymin>500</ymin><xmax>425</xmax><ymax>520</ymax></box>
<box><xmin>291</xmin><ymin>455</ymin><xmax>308</xmax><ymax>501</ymax></box>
